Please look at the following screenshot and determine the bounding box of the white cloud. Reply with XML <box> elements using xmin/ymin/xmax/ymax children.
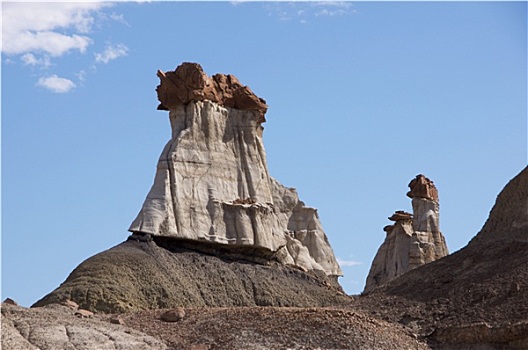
<box><xmin>109</xmin><ymin>13</ymin><xmax>129</xmax><ymax>26</ymax></box>
<box><xmin>76</xmin><ymin>70</ymin><xmax>87</xmax><ymax>83</ymax></box>
<box><xmin>336</xmin><ymin>257</ymin><xmax>362</xmax><ymax>267</ymax></box>
<box><xmin>262</xmin><ymin>1</ymin><xmax>354</xmax><ymax>23</ymax></box>
<box><xmin>313</xmin><ymin>1</ymin><xmax>354</xmax><ymax>17</ymax></box>
<box><xmin>95</xmin><ymin>44</ymin><xmax>129</xmax><ymax>64</ymax></box>
<box><xmin>2</xmin><ymin>3</ymin><xmax>108</xmax><ymax>57</ymax></box>
<box><xmin>2</xmin><ymin>3</ymin><xmax>128</xmax><ymax>92</ymax></box>
<box><xmin>12</xmin><ymin>31</ymin><xmax>92</xmax><ymax>57</ymax></box>
<box><xmin>20</xmin><ymin>53</ymin><xmax>51</xmax><ymax>67</ymax></box>
<box><xmin>37</xmin><ymin>75</ymin><xmax>76</xmax><ymax>93</ymax></box>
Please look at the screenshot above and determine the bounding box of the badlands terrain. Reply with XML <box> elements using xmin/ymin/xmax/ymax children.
<box><xmin>2</xmin><ymin>63</ymin><xmax>526</xmax><ymax>350</ymax></box>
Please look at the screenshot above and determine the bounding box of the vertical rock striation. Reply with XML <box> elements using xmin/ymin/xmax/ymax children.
<box><xmin>129</xmin><ymin>62</ymin><xmax>342</xmax><ymax>277</ymax></box>
<box><xmin>364</xmin><ymin>175</ymin><xmax>448</xmax><ymax>293</ymax></box>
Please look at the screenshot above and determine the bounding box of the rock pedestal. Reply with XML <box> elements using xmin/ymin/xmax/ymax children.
<box><xmin>130</xmin><ymin>62</ymin><xmax>342</xmax><ymax>277</ymax></box>
<box><xmin>364</xmin><ymin>175</ymin><xmax>448</xmax><ymax>293</ymax></box>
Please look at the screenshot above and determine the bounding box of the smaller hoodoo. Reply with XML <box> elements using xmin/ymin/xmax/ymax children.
<box><xmin>363</xmin><ymin>174</ymin><xmax>448</xmax><ymax>293</ymax></box>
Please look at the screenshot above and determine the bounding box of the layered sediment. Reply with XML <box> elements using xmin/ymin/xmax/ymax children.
<box><xmin>364</xmin><ymin>175</ymin><xmax>448</xmax><ymax>293</ymax></box>
<box><xmin>130</xmin><ymin>62</ymin><xmax>342</xmax><ymax>277</ymax></box>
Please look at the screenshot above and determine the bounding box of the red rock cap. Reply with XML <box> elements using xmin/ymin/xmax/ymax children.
<box><xmin>156</xmin><ymin>62</ymin><xmax>268</xmax><ymax>121</ymax></box>
<box><xmin>406</xmin><ymin>174</ymin><xmax>439</xmax><ymax>202</ymax></box>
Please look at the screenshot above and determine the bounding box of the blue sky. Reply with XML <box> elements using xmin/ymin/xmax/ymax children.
<box><xmin>2</xmin><ymin>1</ymin><xmax>526</xmax><ymax>306</ymax></box>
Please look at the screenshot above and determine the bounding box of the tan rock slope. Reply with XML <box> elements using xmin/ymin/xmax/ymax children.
<box><xmin>364</xmin><ymin>174</ymin><xmax>448</xmax><ymax>293</ymax></box>
<box><xmin>130</xmin><ymin>62</ymin><xmax>342</xmax><ymax>277</ymax></box>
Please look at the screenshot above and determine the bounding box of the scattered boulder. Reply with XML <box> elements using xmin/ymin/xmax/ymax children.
<box><xmin>110</xmin><ymin>315</ymin><xmax>126</xmax><ymax>325</ymax></box>
<box><xmin>160</xmin><ymin>307</ymin><xmax>185</xmax><ymax>322</ymax></box>
<box><xmin>62</xmin><ymin>299</ymin><xmax>79</xmax><ymax>310</ymax></box>
<box><xmin>75</xmin><ymin>309</ymin><xmax>94</xmax><ymax>318</ymax></box>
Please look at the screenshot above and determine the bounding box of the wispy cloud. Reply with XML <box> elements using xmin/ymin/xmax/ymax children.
<box><xmin>261</xmin><ymin>1</ymin><xmax>355</xmax><ymax>23</ymax></box>
<box><xmin>37</xmin><ymin>75</ymin><xmax>76</xmax><ymax>93</ymax></box>
<box><xmin>21</xmin><ymin>53</ymin><xmax>51</xmax><ymax>68</ymax></box>
<box><xmin>95</xmin><ymin>44</ymin><xmax>129</xmax><ymax>64</ymax></box>
<box><xmin>336</xmin><ymin>257</ymin><xmax>362</xmax><ymax>267</ymax></box>
<box><xmin>313</xmin><ymin>1</ymin><xmax>354</xmax><ymax>17</ymax></box>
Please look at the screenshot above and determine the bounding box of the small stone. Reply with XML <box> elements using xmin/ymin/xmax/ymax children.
<box><xmin>75</xmin><ymin>309</ymin><xmax>94</xmax><ymax>318</ymax></box>
<box><xmin>160</xmin><ymin>307</ymin><xmax>185</xmax><ymax>322</ymax></box>
<box><xmin>511</xmin><ymin>282</ymin><xmax>521</xmax><ymax>293</ymax></box>
<box><xmin>190</xmin><ymin>345</ymin><xmax>210</xmax><ymax>350</ymax></box>
<box><xmin>3</xmin><ymin>298</ymin><xmax>18</xmax><ymax>305</ymax></box>
<box><xmin>110</xmin><ymin>316</ymin><xmax>126</xmax><ymax>325</ymax></box>
<box><xmin>62</xmin><ymin>299</ymin><xmax>79</xmax><ymax>310</ymax></box>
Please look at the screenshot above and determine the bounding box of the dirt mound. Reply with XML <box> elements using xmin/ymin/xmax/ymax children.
<box><xmin>33</xmin><ymin>239</ymin><xmax>348</xmax><ymax>313</ymax></box>
<box><xmin>357</xmin><ymin>166</ymin><xmax>528</xmax><ymax>348</ymax></box>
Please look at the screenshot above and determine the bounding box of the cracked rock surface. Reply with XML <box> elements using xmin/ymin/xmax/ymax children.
<box><xmin>1</xmin><ymin>303</ymin><xmax>167</xmax><ymax>350</ymax></box>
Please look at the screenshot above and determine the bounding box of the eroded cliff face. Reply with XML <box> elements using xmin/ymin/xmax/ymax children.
<box><xmin>364</xmin><ymin>175</ymin><xmax>448</xmax><ymax>293</ymax></box>
<box><xmin>130</xmin><ymin>62</ymin><xmax>342</xmax><ymax>277</ymax></box>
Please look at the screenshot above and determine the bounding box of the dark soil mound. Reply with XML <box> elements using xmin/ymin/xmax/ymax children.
<box><xmin>33</xmin><ymin>238</ymin><xmax>348</xmax><ymax>313</ymax></box>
